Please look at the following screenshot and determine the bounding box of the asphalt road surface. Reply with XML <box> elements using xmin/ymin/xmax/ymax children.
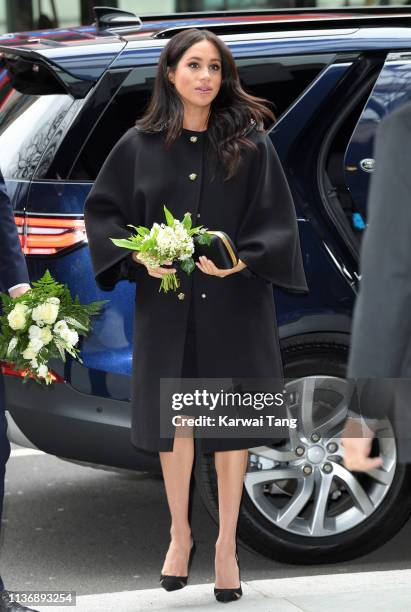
<box><xmin>2</xmin><ymin>446</ymin><xmax>411</xmax><ymax>598</ymax></box>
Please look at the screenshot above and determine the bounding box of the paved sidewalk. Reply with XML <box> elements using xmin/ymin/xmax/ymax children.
<box><xmin>35</xmin><ymin>568</ymin><xmax>411</xmax><ymax>611</ymax></box>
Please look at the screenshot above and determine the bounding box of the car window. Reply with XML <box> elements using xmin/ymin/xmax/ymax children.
<box><xmin>0</xmin><ymin>76</ymin><xmax>74</xmax><ymax>180</ymax></box>
<box><xmin>68</xmin><ymin>54</ymin><xmax>332</xmax><ymax>182</ymax></box>
<box><xmin>237</xmin><ymin>54</ymin><xmax>334</xmax><ymax>118</ymax></box>
<box><xmin>68</xmin><ymin>66</ymin><xmax>154</xmax><ymax>181</ymax></box>
<box><xmin>344</xmin><ymin>56</ymin><xmax>411</xmax><ymax>220</ymax></box>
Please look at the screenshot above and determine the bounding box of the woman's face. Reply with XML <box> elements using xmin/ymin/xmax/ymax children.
<box><xmin>168</xmin><ymin>40</ymin><xmax>222</xmax><ymax>111</ymax></box>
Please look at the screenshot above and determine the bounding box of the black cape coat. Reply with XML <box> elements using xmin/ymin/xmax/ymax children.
<box><xmin>84</xmin><ymin>122</ymin><xmax>308</xmax><ymax>453</ymax></box>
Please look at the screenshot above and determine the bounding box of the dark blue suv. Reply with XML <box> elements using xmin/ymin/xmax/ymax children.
<box><xmin>2</xmin><ymin>6</ymin><xmax>411</xmax><ymax>564</ymax></box>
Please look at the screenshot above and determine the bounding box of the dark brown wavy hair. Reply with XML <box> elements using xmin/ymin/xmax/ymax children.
<box><xmin>135</xmin><ymin>28</ymin><xmax>276</xmax><ymax>181</ymax></box>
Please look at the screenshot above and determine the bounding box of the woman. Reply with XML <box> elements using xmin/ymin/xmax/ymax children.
<box><xmin>84</xmin><ymin>28</ymin><xmax>308</xmax><ymax>603</ymax></box>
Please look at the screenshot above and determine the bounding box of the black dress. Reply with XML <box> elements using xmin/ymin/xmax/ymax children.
<box><xmin>84</xmin><ymin>123</ymin><xmax>309</xmax><ymax>453</ymax></box>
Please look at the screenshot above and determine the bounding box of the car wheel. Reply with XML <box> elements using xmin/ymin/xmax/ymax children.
<box><xmin>194</xmin><ymin>334</ymin><xmax>411</xmax><ymax>564</ymax></box>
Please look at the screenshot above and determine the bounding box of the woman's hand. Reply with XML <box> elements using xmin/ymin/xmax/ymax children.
<box><xmin>195</xmin><ymin>256</ymin><xmax>247</xmax><ymax>278</ymax></box>
<box><xmin>132</xmin><ymin>252</ymin><xmax>176</xmax><ymax>279</ymax></box>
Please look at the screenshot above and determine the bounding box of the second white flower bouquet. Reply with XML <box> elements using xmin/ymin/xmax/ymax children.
<box><xmin>111</xmin><ymin>205</ymin><xmax>211</xmax><ymax>292</ymax></box>
<box><xmin>0</xmin><ymin>270</ymin><xmax>105</xmax><ymax>385</ymax></box>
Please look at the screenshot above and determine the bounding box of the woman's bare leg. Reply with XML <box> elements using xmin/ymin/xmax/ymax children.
<box><xmin>214</xmin><ymin>449</ymin><xmax>248</xmax><ymax>588</ymax></box>
<box><xmin>159</xmin><ymin>419</ymin><xmax>194</xmax><ymax>576</ymax></box>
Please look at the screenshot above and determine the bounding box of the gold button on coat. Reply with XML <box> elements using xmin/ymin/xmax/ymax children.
<box><xmin>189</xmin><ymin>173</ymin><xmax>197</xmax><ymax>181</ymax></box>
<box><xmin>190</xmin><ymin>136</ymin><xmax>198</xmax><ymax>143</ymax></box>
<box><xmin>178</xmin><ymin>292</ymin><xmax>185</xmax><ymax>300</ymax></box>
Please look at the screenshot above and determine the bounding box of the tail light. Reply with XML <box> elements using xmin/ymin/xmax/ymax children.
<box><xmin>15</xmin><ymin>214</ymin><xmax>86</xmax><ymax>255</ymax></box>
<box><xmin>1</xmin><ymin>361</ymin><xmax>64</xmax><ymax>383</ymax></box>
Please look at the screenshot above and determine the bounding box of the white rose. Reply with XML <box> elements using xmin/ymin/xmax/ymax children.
<box><xmin>32</xmin><ymin>302</ymin><xmax>59</xmax><ymax>326</ymax></box>
<box><xmin>46</xmin><ymin>297</ymin><xmax>60</xmax><ymax>306</ymax></box>
<box><xmin>59</xmin><ymin>328</ymin><xmax>70</xmax><ymax>342</ymax></box>
<box><xmin>68</xmin><ymin>330</ymin><xmax>79</xmax><ymax>346</ymax></box>
<box><xmin>39</xmin><ymin>326</ymin><xmax>52</xmax><ymax>345</ymax></box>
<box><xmin>23</xmin><ymin>346</ymin><xmax>37</xmax><ymax>360</ymax></box>
<box><xmin>37</xmin><ymin>364</ymin><xmax>49</xmax><ymax>379</ymax></box>
<box><xmin>53</xmin><ymin>320</ymin><xmax>68</xmax><ymax>334</ymax></box>
<box><xmin>28</xmin><ymin>325</ymin><xmax>42</xmax><ymax>339</ymax></box>
<box><xmin>60</xmin><ymin>327</ymin><xmax>79</xmax><ymax>346</ymax></box>
<box><xmin>7</xmin><ymin>307</ymin><xmax>27</xmax><ymax>330</ymax></box>
<box><xmin>23</xmin><ymin>338</ymin><xmax>44</xmax><ymax>361</ymax></box>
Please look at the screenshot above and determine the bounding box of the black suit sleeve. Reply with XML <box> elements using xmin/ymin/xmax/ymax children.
<box><xmin>0</xmin><ymin>172</ymin><xmax>29</xmax><ymax>292</ymax></box>
<box><xmin>347</xmin><ymin>106</ymin><xmax>411</xmax><ymax>422</ymax></box>
<box><xmin>348</xmin><ymin>107</ymin><xmax>411</xmax><ymax>382</ymax></box>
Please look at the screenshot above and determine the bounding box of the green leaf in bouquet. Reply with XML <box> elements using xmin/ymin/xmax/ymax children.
<box><xmin>0</xmin><ymin>291</ymin><xmax>13</xmax><ymax>311</ymax></box>
<box><xmin>63</xmin><ymin>316</ymin><xmax>89</xmax><ymax>332</ymax></box>
<box><xmin>47</xmin><ymin>344</ymin><xmax>59</xmax><ymax>360</ymax></box>
<box><xmin>63</xmin><ymin>310</ymin><xmax>89</xmax><ymax>330</ymax></box>
<box><xmin>0</xmin><ymin>337</ymin><xmax>8</xmax><ymax>360</ymax></box>
<box><xmin>127</xmin><ymin>224</ymin><xmax>150</xmax><ymax>237</ymax></box>
<box><xmin>61</xmin><ymin>300</ymin><xmax>105</xmax><ymax>331</ymax></box>
<box><xmin>138</xmin><ymin>239</ymin><xmax>152</xmax><ymax>252</ymax></box>
<box><xmin>163</xmin><ymin>205</ymin><xmax>175</xmax><ymax>228</ymax></box>
<box><xmin>32</xmin><ymin>269</ymin><xmax>65</xmax><ymax>294</ymax></box>
<box><xmin>182</xmin><ymin>212</ymin><xmax>192</xmax><ymax>231</ymax></box>
<box><xmin>180</xmin><ymin>257</ymin><xmax>195</xmax><ymax>275</ymax></box>
<box><xmin>54</xmin><ymin>337</ymin><xmax>67</xmax><ymax>362</ymax></box>
<box><xmin>110</xmin><ymin>238</ymin><xmax>141</xmax><ymax>250</ymax></box>
<box><xmin>189</xmin><ymin>225</ymin><xmax>209</xmax><ymax>237</ymax></box>
<box><xmin>60</xmin><ymin>285</ymin><xmax>73</xmax><ymax>307</ymax></box>
<box><xmin>65</xmin><ymin>344</ymin><xmax>78</xmax><ymax>359</ymax></box>
<box><xmin>84</xmin><ymin>300</ymin><xmax>107</xmax><ymax>316</ymax></box>
<box><xmin>196</xmin><ymin>232</ymin><xmax>212</xmax><ymax>245</ymax></box>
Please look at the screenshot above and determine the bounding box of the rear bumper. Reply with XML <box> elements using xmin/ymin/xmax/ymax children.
<box><xmin>4</xmin><ymin>375</ymin><xmax>161</xmax><ymax>473</ymax></box>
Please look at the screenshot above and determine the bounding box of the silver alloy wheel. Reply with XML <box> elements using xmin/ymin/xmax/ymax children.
<box><xmin>244</xmin><ymin>376</ymin><xmax>396</xmax><ymax>537</ymax></box>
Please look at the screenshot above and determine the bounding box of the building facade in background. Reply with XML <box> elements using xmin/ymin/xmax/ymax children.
<box><xmin>0</xmin><ymin>0</ymin><xmax>407</xmax><ymax>35</ymax></box>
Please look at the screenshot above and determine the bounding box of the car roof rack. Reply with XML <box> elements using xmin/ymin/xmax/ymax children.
<box><xmin>143</xmin><ymin>6</ymin><xmax>411</xmax><ymax>22</ymax></box>
<box><xmin>91</xmin><ymin>7</ymin><xmax>411</xmax><ymax>39</ymax></box>
<box><xmin>93</xmin><ymin>6</ymin><xmax>142</xmax><ymax>32</ymax></box>
<box><xmin>151</xmin><ymin>11</ymin><xmax>411</xmax><ymax>39</ymax></box>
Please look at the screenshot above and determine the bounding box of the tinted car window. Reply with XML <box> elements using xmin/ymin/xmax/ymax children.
<box><xmin>0</xmin><ymin>88</ymin><xmax>74</xmax><ymax>179</ymax></box>
<box><xmin>237</xmin><ymin>54</ymin><xmax>334</xmax><ymax>118</ymax></box>
<box><xmin>69</xmin><ymin>66</ymin><xmax>154</xmax><ymax>181</ymax></box>
<box><xmin>69</xmin><ymin>54</ymin><xmax>332</xmax><ymax>182</ymax></box>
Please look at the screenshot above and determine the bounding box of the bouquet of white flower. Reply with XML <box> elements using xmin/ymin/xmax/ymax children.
<box><xmin>0</xmin><ymin>270</ymin><xmax>106</xmax><ymax>385</ymax></box>
<box><xmin>111</xmin><ymin>205</ymin><xmax>211</xmax><ymax>292</ymax></box>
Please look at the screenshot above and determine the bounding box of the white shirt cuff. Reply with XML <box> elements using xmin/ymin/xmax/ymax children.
<box><xmin>8</xmin><ymin>283</ymin><xmax>31</xmax><ymax>295</ymax></box>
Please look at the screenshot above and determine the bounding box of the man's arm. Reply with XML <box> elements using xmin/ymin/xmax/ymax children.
<box><xmin>0</xmin><ymin>172</ymin><xmax>30</xmax><ymax>296</ymax></box>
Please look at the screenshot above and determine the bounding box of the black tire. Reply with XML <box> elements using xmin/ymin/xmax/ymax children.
<box><xmin>194</xmin><ymin>333</ymin><xmax>411</xmax><ymax>564</ymax></box>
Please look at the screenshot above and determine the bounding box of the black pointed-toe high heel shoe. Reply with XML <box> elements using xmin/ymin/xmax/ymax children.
<box><xmin>214</xmin><ymin>551</ymin><xmax>243</xmax><ymax>603</ymax></box>
<box><xmin>159</xmin><ymin>539</ymin><xmax>196</xmax><ymax>592</ymax></box>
